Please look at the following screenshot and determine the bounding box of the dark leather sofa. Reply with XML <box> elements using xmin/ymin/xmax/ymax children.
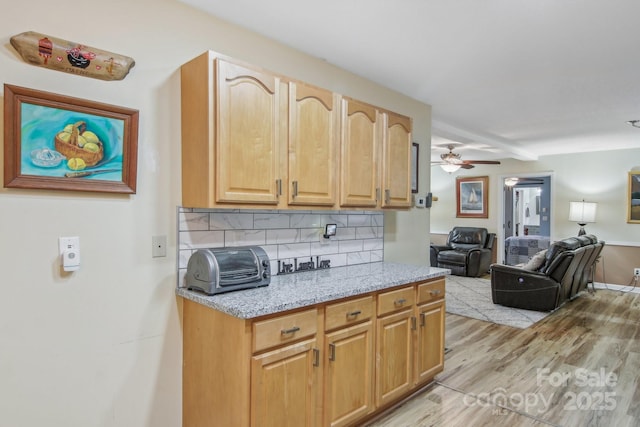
<box><xmin>491</xmin><ymin>234</ymin><xmax>604</xmax><ymax>312</ymax></box>
<box><xmin>430</xmin><ymin>227</ymin><xmax>496</xmax><ymax>277</ymax></box>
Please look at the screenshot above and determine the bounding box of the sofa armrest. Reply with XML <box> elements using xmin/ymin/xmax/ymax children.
<box><xmin>490</xmin><ymin>264</ymin><xmax>561</xmax><ymax>311</ymax></box>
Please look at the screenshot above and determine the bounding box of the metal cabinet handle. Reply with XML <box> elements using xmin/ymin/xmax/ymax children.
<box><xmin>346</xmin><ymin>310</ymin><xmax>362</xmax><ymax>318</ymax></box>
<box><xmin>430</xmin><ymin>289</ymin><xmax>442</xmax><ymax>296</ymax></box>
<box><xmin>411</xmin><ymin>316</ymin><xmax>417</xmax><ymax>330</ymax></box>
<box><xmin>384</xmin><ymin>189</ymin><xmax>390</xmax><ymax>204</ymax></box>
<box><xmin>394</xmin><ymin>298</ymin><xmax>407</xmax><ymax>306</ymax></box>
<box><xmin>313</xmin><ymin>348</ymin><xmax>320</xmax><ymax>367</ymax></box>
<box><xmin>329</xmin><ymin>343</ymin><xmax>336</xmax><ymax>361</ymax></box>
<box><xmin>292</xmin><ymin>181</ymin><xmax>298</xmax><ymax>198</ymax></box>
<box><xmin>376</xmin><ymin>188</ymin><xmax>381</xmax><ymax>202</ymax></box>
<box><xmin>276</xmin><ymin>179</ymin><xmax>282</xmax><ymax>197</ymax></box>
<box><xmin>281</xmin><ymin>326</ymin><xmax>300</xmax><ymax>335</ymax></box>
<box><xmin>420</xmin><ymin>312</ymin><xmax>426</xmax><ymax>327</ymax></box>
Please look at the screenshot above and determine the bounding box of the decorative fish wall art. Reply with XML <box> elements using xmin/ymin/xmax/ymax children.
<box><xmin>9</xmin><ymin>31</ymin><xmax>135</xmax><ymax>81</ymax></box>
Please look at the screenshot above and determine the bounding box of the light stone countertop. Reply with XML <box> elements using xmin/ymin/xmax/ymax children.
<box><xmin>176</xmin><ymin>262</ymin><xmax>450</xmax><ymax>319</ymax></box>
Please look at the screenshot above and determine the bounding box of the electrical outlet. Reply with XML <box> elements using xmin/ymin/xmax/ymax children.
<box><xmin>634</xmin><ymin>268</ymin><xmax>640</xmax><ymax>276</ymax></box>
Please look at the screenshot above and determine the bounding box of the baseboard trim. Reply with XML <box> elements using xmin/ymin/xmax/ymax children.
<box><xmin>593</xmin><ymin>282</ymin><xmax>640</xmax><ymax>294</ymax></box>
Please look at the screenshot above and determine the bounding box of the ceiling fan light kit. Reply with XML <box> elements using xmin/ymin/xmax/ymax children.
<box><xmin>432</xmin><ymin>144</ymin><xmax>501</xmax><ymax>173</ymax></box>
<box><xmin>441</xmin><ymin>163</ymin><xmax>461</xmax><ymax>173</ymax></box>
<box><xmin>505</xmin><ymin>177</ymin><xmax>519</xmax><ymax>186</ymax></box>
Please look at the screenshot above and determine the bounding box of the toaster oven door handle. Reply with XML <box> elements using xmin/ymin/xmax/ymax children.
<box><xmin>281</xmin><ymin>326</ymin><xmax>300</xmax><ymax>335</ymax></box>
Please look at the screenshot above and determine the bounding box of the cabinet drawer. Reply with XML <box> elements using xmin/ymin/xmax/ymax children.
<box><xmin>417</xmin><ymin>279</ymin><xmax>445</xmax><ymax>304</ymax></box>
<box><xmin>325</xmin><ymin>295</ymin><xmax>373</xmax><ymax>331</ymax></box>
<box><xmin>377</xmin><ymin>286</ymin><xmax>415</xmax><ymax>316</ymax></box>
<box><xmin>253</xmin><ymin>309</ymin><xmax>318</xmax><ymax>353</ymax></box>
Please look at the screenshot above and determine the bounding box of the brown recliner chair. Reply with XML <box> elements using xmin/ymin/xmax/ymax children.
<box><xmin>430</xmin><ymin>227</ymin><xmax>495</xmax><ymax>277</ymax></box>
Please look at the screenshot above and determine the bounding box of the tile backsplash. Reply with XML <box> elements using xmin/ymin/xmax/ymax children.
<box><xmin>177</xmin><ymin>207</ymin><xmax>384</xmax><ymax>287</ymax></box>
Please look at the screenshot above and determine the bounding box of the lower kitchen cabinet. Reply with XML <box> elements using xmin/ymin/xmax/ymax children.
<box><xmin>181</xmin><ymin>277</ymin><xmax>445</xmax><ymax>427</ymax></box>
<box><xmin>416</xmin><ymin>300</ymin><xmax>445</xmax><ymax>384</ymax></box>
<box><xmin>251</xmin><ymin>338</ymin><xmax>320</xmax><ymax>427</ymax></box>
<box><xmin>324</xmin><ymin>321</ymin><xmax>374</xmax><ymax>427</ymax></box>
<box><xmin>376</xmin><ymin>308</ymin><xmax>414</xmax><ymax>407</ymax></box>
<box><xmin>375</xmin><ymin>280</ymin><xmax>446</xmax><ymax>408</ymax></box>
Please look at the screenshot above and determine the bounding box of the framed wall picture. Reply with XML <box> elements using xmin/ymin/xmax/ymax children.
<box><xmin>456</xmin><ymin>176</ymin><xmax>489</xmax><ymax>218</ymax></box>
<box><xmin>628</xmin><ymin>171</ymin><xmax>640</xmax><ymax>223</ymax></box>
<box><xmin>3</xmin><ymin>84</ymin><xmax>139</xmax><ymax>194</ymax></box>
<box><xmin>411</xmin><ymin>142</ymin><xmax>419</xmax><ymax>193</ymax></box>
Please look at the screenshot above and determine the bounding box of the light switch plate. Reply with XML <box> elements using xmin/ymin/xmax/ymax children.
<box><xmin>59</xmin><ymin>236</ymin><xmax>80</xmax><ymax>271</ymax></box>
<box><xmin>59</xmin><ymin>236</ymin><xmax>80</xmax><ymax>255</ymax></box>
<box><xmin>152</xmin><ymin>235</ymin><xmax>167</xmax><ymax>258</ymax></box>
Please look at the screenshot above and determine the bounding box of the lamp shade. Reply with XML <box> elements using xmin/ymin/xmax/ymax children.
<box><xmin>569</xmin><ymin>201</ymin><xmax>597</xmax><ymax>224</ymax></box>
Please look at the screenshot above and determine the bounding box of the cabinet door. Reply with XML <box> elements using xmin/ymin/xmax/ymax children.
<box><xmin>216</xmin><ymin>58</ymin><xmax>284</xmax><ymax>204</ymax></box>
<box><xmin>340</xmin><ymin>98</ymin><xmax>380</xmax><ymax>208</ymax></box>
<box><xmin>376</xmin><ymin>309</ymin><xmax>414</xmax><ymax>407</ymax></box>
<box><xmin>381</xmin><ymin>112</ymin><xmax>412</xmax><ymax>208</ymax></box>
<box><xmin>324</xmin><ymin>321</ymin><xmax>374</xmax><ymax>427</ymax></box>
<box><xmin>251</xmin><ymin>338</ymin><xmax>320</xmax><ymax>427</ymax></box>
<box><xmin>415</xmin><ymin>300</ymin><xmax>445</xmax><ymax>385</ymax></box>
<box><xmin>289</xmin><ymin>82</ymin><xmax>339</xmax><ymax>207</ymax></box>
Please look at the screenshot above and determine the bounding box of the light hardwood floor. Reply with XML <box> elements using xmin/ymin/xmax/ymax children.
<box><xmin>367</xmin><ymin>288</ymin><xmax>640</xmax><ymax>427</ymax></box>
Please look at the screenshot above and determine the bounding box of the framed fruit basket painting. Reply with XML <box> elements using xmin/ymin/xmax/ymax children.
<box><xmin>3</xmin><ymin>84</ymin><xmax>139</xmax><ymax>193</ymax></box>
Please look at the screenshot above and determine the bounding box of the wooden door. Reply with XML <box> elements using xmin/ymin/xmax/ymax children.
<box><xmin>376</xmin><ymin>309</ymin><xmax>414</xmax><ymax>407</ymax></box>
<box><xmin>216</xmin><ymin>58</ymin><xmax>284</xmax><ymax>205</ymax></box>
<box><xmin>324</xmin><ymin>321</ymin><xmax>374</xmax><ymax>427</ymax></box>
<box><xmin>415</xmin><ymin>300</ymin><xmax>445</xmax><ymax>385</ymax></box>
<box><xmin>340</xmin><ymin>98</ymin><xmax>380</xmax><ymax>208</ymax></box>
<box><xmin>251</xmin><ymin>338</ymin><xmax>319</xmax><ymax>427</ymax></box>
<box><xmin>289</xmin><ymin>82</ymin><xmax>339</xmax><ymax>207</ymax></box>
<box><xmin>381</xmin><ymin>112</ymin><xmax>412</xmax><ymax>208</ymax></box>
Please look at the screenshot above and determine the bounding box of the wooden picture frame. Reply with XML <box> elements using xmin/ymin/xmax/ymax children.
<box><xmin>3</xmin><ymin>84</ymin><xmax>138</xmax><ymax>193</ymax></box>
<box><xmin>628</xmin><ymin>171</ymin><xmax>640</xmax><ymax>223</ymax></box>
<box><xmin>411</xmin><ymin>142</ymin><xmax>419</xmax><ymax>193</ymax></box>
<box><xmin>456</xmin><ymin>176</ymin><xmax>489</xmax><ymax>218</ymax></box>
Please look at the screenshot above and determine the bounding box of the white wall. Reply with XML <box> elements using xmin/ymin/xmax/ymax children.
<box><xmin>0</xmin><ymin>1</ymin><xmax>431</xmax><ymax>425</ymax></box>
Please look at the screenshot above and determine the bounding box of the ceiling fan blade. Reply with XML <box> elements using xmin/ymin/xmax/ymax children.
<box><xmin>460</xmin><ymin>164</ymin><xmax>475</xmax><ymax>169</ymax></box>
<box><xmin>462</xmin><ymin>160</ymin><xmax>501</xmax><ymax>165</ymax></box>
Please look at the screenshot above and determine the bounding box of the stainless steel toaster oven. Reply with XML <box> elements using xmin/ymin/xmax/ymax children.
<box><xmin>185</xmin><ymin>246</ymin><xmax>271</xmax><ymax>295</ymax></box>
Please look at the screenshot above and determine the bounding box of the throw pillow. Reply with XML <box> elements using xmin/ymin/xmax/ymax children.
<box><xmin>522</xmin><ymin>249</ymin><xmax>547</xmax><ymax>271</ymax></box>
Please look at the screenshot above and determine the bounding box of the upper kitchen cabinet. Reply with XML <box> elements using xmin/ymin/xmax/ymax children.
<box><xmin>181</xmin><ymin>51</ymin><xmax>412</xmax><ymax>210</ymax></box>
<box><xmin>340</xmin><ymin>97</ymin><xmax>380</xmax><ymax>208</ymax></box>
<box><xmin>340</xmin><ymin>98</ymin><xmax>413</xmax><ymax>209</ymax></box>
<box><xmin>288</xmin><ymin>82</ymin><xmax>339</xmax><ymax>207</ymax></box>
<box><xmin>380</xmin><ymin>111</ymin><xmax>412</xmax><ymax>208</ymax></box>
<box><xmin>181</xmin><ymin>51</ymin><xmax>286</xmax><ymax>208</ymax></box>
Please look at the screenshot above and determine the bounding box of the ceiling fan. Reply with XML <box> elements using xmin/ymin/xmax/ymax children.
<box><xmin>504</xmin><ymin>177</ymin><xmax>545</xmax><ymax>186</ymax></box>
<box><xmin>432</xmin><ymin>145</ymin><xmax>501</xmax><ymax>172</ymax></box>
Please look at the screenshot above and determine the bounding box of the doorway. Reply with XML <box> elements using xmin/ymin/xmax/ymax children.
<box><xmin>498</xmin><ymin>173</ymin><xmax>553</xmax><ymax>265</ymax></box>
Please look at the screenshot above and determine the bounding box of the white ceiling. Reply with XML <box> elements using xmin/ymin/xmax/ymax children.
<box><xmin>181</xmin><ymin>0</ymin><xmax>640</xmax><ymax>163</ymax></box>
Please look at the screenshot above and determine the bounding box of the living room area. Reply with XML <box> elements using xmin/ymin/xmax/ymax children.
<box><xmin>387</xmin><ymin>144</ymin><xmax>640</xmax><ymax>426</ymax></box>
<box><xmin>369</xmin><ymin>147</ymin><xmax>640</xmax><ymax>426</ymax></box>
<box><xmin>429</xmin><ymin>147</ymin><xmax>640</xmax><ymax>291</ymax></box>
